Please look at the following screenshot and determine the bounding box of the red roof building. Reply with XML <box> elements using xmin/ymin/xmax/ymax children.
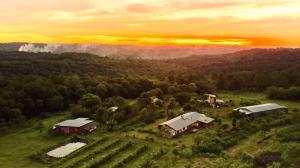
<box><xmin>53</xmin><ymin>118</ymin><xmax>97</xmax><ymax>134</ymax></box>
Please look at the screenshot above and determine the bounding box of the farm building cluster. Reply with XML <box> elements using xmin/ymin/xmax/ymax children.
<box><xmin>52</xmin><ymin>93</ymin><xmax>288</xmax><ymax>138</ymax></box>
<box><xmin>158</xmin><ymin>102</ymin><xmax>288</xmax><ymax>137</ymax></box>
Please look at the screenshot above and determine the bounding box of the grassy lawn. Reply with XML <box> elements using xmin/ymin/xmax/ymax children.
<box><xmin>0</xmin><ymin>112</ymin><xmax>70</xmax><ymax>168</ymax></box>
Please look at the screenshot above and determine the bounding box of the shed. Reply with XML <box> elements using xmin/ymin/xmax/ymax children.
<box><xmin>53</xmin><ymin>118</ymin><xmax>97</xmax><ymax>134</ymax></box>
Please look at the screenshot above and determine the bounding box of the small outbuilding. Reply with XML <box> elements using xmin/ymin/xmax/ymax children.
<box><xmin>204</xmin><ymin>94</ymin><xmax>225</xmax><ymax>108</ymax></box>
<box><xmin>158</xmin><ymin>112</ymin><xmax>214</xmax><ymax>137</ymax></box>
<box><xmin>53</xmin><ymin>118</ymin><xmax>97</xmax><ymax>134</ymax></box>
<box><xmin>234</xmin><ymin>103</ymin><xmax>288</xmax><ymax>119</ymax></box>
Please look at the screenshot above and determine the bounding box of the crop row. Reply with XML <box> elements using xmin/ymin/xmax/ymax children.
<box><xmin>86</xmin><ymin>141</ymin><xmax>134</xmax><ymax>168</ymax></box>
<box><xmin>52</xmin><ymin>137</ymin><xmax>109</xmax><ymax>167</ymax></box>
<box><xmin>65</xmin><ymin>139</ymin><xmax>122</xmax><ymax>168</ymax></box>
<box><xmin>139</xmin><ymin>148</ymin><xmax>166</xmax><ymax>168</ymax></box>
<box><xmin>112</xmin><ymin>145</ymin><xmax>149</xmax><ymax>168</ymax></box>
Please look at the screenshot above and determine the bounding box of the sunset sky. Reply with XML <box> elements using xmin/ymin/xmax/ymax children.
<box><xmin>1</xmin><ymin>0</ymin><xmax>300</xmax><ymax>46</ymax></box>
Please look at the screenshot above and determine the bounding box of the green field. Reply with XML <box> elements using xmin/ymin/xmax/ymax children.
<box><xmin>0</xmin><ymin>91</ymin><xmax>299</xmax><ymax>168</ymax></box>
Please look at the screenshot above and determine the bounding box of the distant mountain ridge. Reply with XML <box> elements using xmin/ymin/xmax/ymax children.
<box><xmin>1</xmin><ymin>42</ymin><xmax>252</xmax><ymax>59</ymax></box>
<box><xmin>0</xmin><ymin>48</ymin><xmax>299</xmax><ymax>89</ymax></box>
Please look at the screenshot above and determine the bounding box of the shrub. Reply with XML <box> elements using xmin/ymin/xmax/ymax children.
<box><xmin>173</xmin><ymin>148</ymin><xmax>179</xmax><ymax>155</ymax></box>
<box><xmin>221</xmin><ymin>124</ymin><xmax>229</xmax><ymax>130</ymax></box>
<box><xmin>254</xmin><ymin>152</ymin><xmax>282</xmax><ymax>167</ymax></box>
<box><xmin>239</xmin><ymin>98</ymin><xmax>261</xmax><ymax>106</ymax></box>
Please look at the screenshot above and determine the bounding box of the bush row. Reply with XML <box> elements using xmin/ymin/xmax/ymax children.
<box><xmin>87</xmin><ymin>141</ymin><xmax>134</xmax><ymax>168</ymax></box>
<box><xmin>112</xmin><ymin>145</ymin><xmax>149</xmax><ymax>168</ymax></box>
<box><xmin>192</xmin><ymin>116</ymin><xmax>292</xmax><ymax>155</ymax></box>
<box><xmin>66</xmin><ymin>139</ymin><xmax>122</xmax><ymax>168</ymax></box>
<box><xmin>139</xmin><ymin>148</ymin><xmax>167</xmax><ymax>168</ymax></box>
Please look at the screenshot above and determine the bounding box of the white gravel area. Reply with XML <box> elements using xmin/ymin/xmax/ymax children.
<box><xmin>47</xmin><ymin>142</ymin><xmax>86</xmax><ymax>158</ymax></box>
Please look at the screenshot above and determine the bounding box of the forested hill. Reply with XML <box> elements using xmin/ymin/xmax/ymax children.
<box><xmin>0</xmin><ymin>48</ymin><xmax>299</xmax><ymax>90</ymax></box>
<box><xmin>0</xmin><ymin>51</ymin><xmax>184</xmax><ymax>77</ymax></box>
<box><xmin>165</xmin><ymin>48</ymin><xmax>300</xmax><ymax>90</ymax></box>
<box><xmin>166</xmin><ymin>48</ymin><xmax>300</xmax><ymax>73</ymax></box>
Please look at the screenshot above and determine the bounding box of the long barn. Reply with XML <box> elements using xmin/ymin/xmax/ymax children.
<box><xmin>234</xmin><ymin>103</ymin><xmax>288</xmax><ymax>118</ymax></box>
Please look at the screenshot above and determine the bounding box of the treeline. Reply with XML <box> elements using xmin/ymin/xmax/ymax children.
<box><xmin>0</xmin><ymin>75</ymin><xmax>156</xmax><ymax>124</ymax></box>
<box><xmin>0</xmin><ymin>43</ymin><xmax>26</xmax><ymax>52</ymax></box>
<box><xmin>0</xmin><ymin>51</ymin><xmax>184</xmax><ymax>78</ymax></box>
<box><xmin>266</xmin><ymin>86</ymin><xmax>300</xmax><ymax>100</ymax></box>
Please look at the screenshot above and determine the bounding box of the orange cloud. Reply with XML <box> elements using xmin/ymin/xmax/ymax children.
<box><xmin>126</xmin><ymin>3</ymin><xmax>155</xmax><ymax>13</ymax></box>
<box><xmin>0</xmin><ymin>0</ymin><xmax>300</xmax><ymax>46</ymax></box>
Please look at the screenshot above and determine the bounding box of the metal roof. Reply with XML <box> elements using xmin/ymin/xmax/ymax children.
<box><xmin>159</xmin><ymin>112</ymin><xmax>214</xmax><ymax>131</ymax></box>
<box><xmin>54</xmin><ymin>118</ymin><xmax>94</xmax><ymax>128</ymax></box>
<box><xmin>236</xmin><ymin>103</ymin><xmax>287</xmax><ymax>115</ymax></box>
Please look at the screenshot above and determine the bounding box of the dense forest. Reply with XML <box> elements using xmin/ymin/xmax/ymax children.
<box><xmin>0</xmin><ymin>48</ymin><xmax>299</xmax><ymax>124</ymax></box>
<box><xmin>167</xmin><ymin>48</ymin><xmax>300</xmax><ymax>90</ymax></box>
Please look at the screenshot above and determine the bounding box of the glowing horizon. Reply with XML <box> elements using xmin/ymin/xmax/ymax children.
<box><xmin>1</xmin><ymin>0</ymin><xmax>300</xmax><ymax>46</ymax></box>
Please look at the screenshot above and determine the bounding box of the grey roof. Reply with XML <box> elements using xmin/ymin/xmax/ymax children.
<box><xmin>236</xmin><ymin>103</ymin><xmax>287</xmax><ymax>115</ymax></box>
<box><xmin>54</xmin><ymin>118</ymin><xmax>94</xmax><ymax>128</ymax></box>
<box><xmin>159</xmin><ymin>112</ymin><xmax>214</xmax><ymax>131</ymax></box>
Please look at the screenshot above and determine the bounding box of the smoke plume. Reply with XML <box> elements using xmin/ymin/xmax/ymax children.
<box><xmin>18</xmin><ymin>43</ymin><xmax>250</xmax><ymax>59</ymax></box>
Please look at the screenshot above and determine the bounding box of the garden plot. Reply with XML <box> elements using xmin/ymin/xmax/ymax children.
<box><xmin>47</xmin><ymin>142</ymin><xmax>86</xmax><ymax>158</ymax></box>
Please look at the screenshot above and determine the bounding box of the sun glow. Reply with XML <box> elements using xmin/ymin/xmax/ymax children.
<box><xmin>1</xmin><ymin>0</ymin><xmax>300</xmax><ymax>46</ymax></box>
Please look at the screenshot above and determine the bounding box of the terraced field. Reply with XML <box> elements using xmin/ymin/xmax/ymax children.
<box><xmin>50</xmin><ymin>136</ymin><xmax>167</xmax><ymax>168</ymax></box>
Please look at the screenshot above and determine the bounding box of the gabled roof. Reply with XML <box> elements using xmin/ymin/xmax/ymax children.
<box><xmin>159</xmin><ymin>112</ymin><xmax>214</xmax><ymax>131</ymax></box>
<box><xmin>236</xmin><ymin>103</ymin><xmax>287</xmax><ymax>115</ymax></box>
<box><xmin>54</xmin><ymin>118</ymin><xmax>94</xmax><ymax>128</ymax></box>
